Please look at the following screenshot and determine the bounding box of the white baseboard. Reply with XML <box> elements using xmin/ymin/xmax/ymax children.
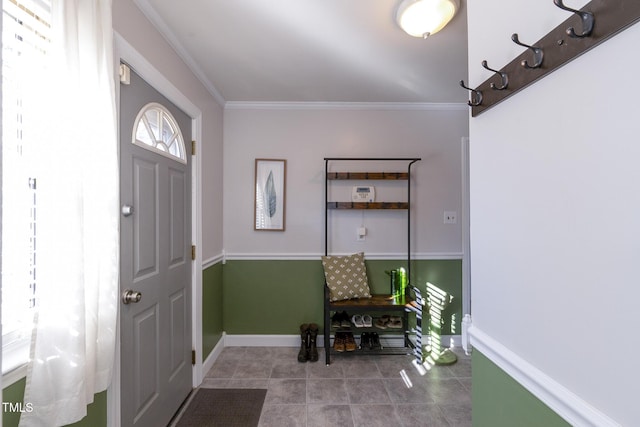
<box><xmin>470</xmin><ymin>326</ymin><xmax>618</xmax><ymax>427</ymax></box>
<box><xmin>201</xmin><ymin>332</ymin><xmax>226</xmax><ymax>378</ymax></box>
<box><xmin>223</xmin><ymin>333</ymin><xmax>460</xmax><ymax>348</ymax></box>
<box><xmin>224</xmin><ymin>334</ymin><xmax>301</xmax><ymax>347</ymax></box>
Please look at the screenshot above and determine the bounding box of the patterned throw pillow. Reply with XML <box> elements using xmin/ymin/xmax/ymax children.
<box><xmin>321</xmin><ymin>252</ymin><xmax>371</xmax><ymax>301</ymax></box>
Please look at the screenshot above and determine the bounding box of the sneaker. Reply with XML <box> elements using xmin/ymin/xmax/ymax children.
<box><xmin>351</xmin><ymin>314</ymin><xmax>364</xmax><ymax>327</ymax></box>
<box><xmin>362</xmin><ymin>314</ymin><xmax>373</xmax><ymax>327</ymax></box>
<box><xmin>339</xmin><ymin>311</ymin><xmax>351</xmax><ymax>328</ymax></box>
<box><xmin>331</xmin><ymin>312</ymin><xmax>342</xmax><ymax>329</ymax></box>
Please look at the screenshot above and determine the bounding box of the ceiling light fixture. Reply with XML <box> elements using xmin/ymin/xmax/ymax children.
<box><xmin>396</xmin><ymin>0</ymin><xmax>460</xmax><ymax>39</ymax></box>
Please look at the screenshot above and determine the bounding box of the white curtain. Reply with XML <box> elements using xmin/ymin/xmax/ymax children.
<box><xmin>19</xmin><ymin>0</ymin><xmax>119</xmax><ymax>426</ymax></box>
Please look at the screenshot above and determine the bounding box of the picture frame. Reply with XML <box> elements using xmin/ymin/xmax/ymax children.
<box><xmin>254</xmin><ymin>159</ymin><xmax>286</xmax><ymax>231</ymax></box>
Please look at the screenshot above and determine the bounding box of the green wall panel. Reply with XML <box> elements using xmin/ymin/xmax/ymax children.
<box><xmin>202</xmin><ymin>261</ymin><xmax>224</xmax><ymax>359</ymax></box>
<box><xmin>66</xmin><ymin>391</ymin><xmax>107</xmax><ymax>427</ymax></box>
<box><xmin>2</xmin><ymin>378</ymin><xmax>26</xmax><ymax>427</ymax></box>
<box><xmin>222</xmin><ymin>258</ymin><xmax>462</xmax><ymax>335</ymax></box>
<box><xmin>2</xmin><ymin>378</ymin><xmax>106</xmax><ymax>427</ymax></box>
<box><xmin>472</xmin><ymin>351</ymin><xmax>570</xmax><ymax>427</ymax></box>
<box><xmin>223</xmin><ymin>260</ymin><xmax>325</xmax><ymax>334</ymax></box>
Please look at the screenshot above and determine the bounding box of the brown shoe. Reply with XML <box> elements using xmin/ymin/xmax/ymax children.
<box><xmin>344</xmin><ymin>332</ymin><xmax>357</xmax><ymax>352</ymax></box>
<box><xmin>333</xmin><ymin>332</ymin><xmax>346</xmax><ymax>352</ymax></box>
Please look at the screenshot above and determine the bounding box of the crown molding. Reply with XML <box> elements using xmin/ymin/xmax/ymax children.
<box><xmin>224</xmin><ymin>101</ymin><xmax>468</xmax><ymax>111</ymax></box>
<box><xmin>133</xmin><ymin>0</ymin><xmax>226</xmax><ymax>107</ymax></box>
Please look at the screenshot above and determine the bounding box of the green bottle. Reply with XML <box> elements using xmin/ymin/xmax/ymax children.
<box><xmin>399</xmin><ymin>267</ymin><xmax>407</xmax><ymax>296</ymax></box>
<box><xmin>389</xmin><ymin>269</ymin><xmax>398</xmax><ymax>297</ymax></box>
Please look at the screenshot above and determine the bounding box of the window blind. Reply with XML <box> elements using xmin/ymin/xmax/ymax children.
<box><xmin>1</xmin><ymin>0</ymin><xmax>51</xmax><ymax>375</ymax></box>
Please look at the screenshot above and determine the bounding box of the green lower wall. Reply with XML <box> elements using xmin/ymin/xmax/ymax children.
<box><xmin>2</xmin><ymin>378</ymin><xmax>106</xmax><ymax>427</ymax></box>
<box><xmin>222</xmin><ymin>259</ymin><xmax>325</xmax><ymax>334</ymax></box>
<box><xmin>222</xmin><ymin>258</ymin><xmax>462</xmax><ymax>335</ymax></box>
<box><xmin>202</xmin><ymin>261</ymin><xmax>224</xmax><ymax>359</ymax></box>
<box><xmin>472</xmin><ymin>351</ymin><xmax>569</xmax><ymax>427</ymax></box>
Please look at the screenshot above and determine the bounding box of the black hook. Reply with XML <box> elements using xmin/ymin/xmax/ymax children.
<box><xmin>511</xmin><ymin>34</ymin><xmax>544</xmax><ymax>69</ymax></box>
<box><xmin>459</xmin><ymin>80</ymin><xmax>483</xmax><ymax>107</ymax></box>
<box><xmin>553</xmin><ymin>0</ymin><xmax>594</xmax><ymax>38</ymax></box>
<box><xmin>481</xmin><ymin>60</ymin><xmax>509</xmax><ymax>90</ymax></box>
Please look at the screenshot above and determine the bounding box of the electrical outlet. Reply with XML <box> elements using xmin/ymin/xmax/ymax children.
<box><xmin>444</xmin><ymin>211</ymin><xmax>457</xmax><ymax>224</ymax></box>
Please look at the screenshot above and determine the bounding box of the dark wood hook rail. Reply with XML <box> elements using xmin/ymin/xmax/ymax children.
<box><xmin>467</xmin><ymin>0</ymin><xmax>640</xmax><ymax>117</ymax></box>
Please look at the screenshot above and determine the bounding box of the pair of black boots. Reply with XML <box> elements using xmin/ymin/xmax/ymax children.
<box><xmin>297</xmin><ymin>323</ymin><xmax>319</xmax><ymax>362</ymax></box>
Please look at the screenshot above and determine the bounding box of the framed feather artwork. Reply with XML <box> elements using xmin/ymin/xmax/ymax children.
<box><xmin>254</xmin><ymin>159</ymin><xmax>286</xmax><ymax>231</ymax></box>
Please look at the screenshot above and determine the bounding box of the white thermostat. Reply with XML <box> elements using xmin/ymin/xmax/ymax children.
<box><xmin>352</xmin><ymin>186</ymin><xmax>375</xmax><ymax>202</ymax></box>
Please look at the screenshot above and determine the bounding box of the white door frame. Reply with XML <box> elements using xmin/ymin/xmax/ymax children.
<box><xmin>461</xmin><ymin>137</ymin><xmax>471</xmax><ymax>318</ymax></box>
<box><xmin>111</xmin><ymin>32</ymin><xmax>204</xmax><ymax>427</ymax></box>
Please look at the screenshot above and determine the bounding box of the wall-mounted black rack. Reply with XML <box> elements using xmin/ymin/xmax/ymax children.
<box><xmin>462</xmin><ymin>0</ymin><xmax>640</xmax><ymax>117</ymax></box>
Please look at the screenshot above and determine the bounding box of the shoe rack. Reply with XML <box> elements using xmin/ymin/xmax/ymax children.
<box><xmin>322</xmin><ymin>158</ymin><xmax>423</xmax><ymax>365</ymax></box>
<box><xmin>326</xmin><ymin>292</ymin><xmax>418</xmax><ymax>360</ymax></box>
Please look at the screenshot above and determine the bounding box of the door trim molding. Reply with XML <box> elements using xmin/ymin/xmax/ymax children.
<box><xmin>461</xmin><ymin>137</ymin><xmax>471</xmax><ymax>319</ymax></box>
<box><xmin>112</xmin><ymin>31</ymin><xmax>204</xmax><ymax>427</ymax></box>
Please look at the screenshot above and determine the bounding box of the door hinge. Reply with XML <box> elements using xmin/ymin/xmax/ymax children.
<box><xmin>191</xmin><ymin>245</ymin><xmax>196</xmax><ymax>261</ymax></box>
<box><xmin>191</xmin><ymin>350</ymin><xmax>196</xmax><ymax>365</ymax></box>
<box><xmin>191</xmin><ymin>140</ymin><xmax>196</xmax><ymax>156</ymax></box>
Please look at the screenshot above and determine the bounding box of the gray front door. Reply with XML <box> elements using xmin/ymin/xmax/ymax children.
<box><xmin>119</xmin><ymin>66</ymin><xmax>192</xmax><ymax>427</ymax></box>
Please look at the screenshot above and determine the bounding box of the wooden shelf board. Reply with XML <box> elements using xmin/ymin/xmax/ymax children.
<box><xmin>328</xmin><ymin>294</ymin><xmax>412</xmax><ymax>310</ymax></box>
<box><xmin>327</xmin><ymin>172</ymin><xmax>408</xmax><ymax>180</ymax></box>
<box><xmin>327</xmin><ymin>202</ymin><xmax>408</xmax><ymax>210</ymax></box>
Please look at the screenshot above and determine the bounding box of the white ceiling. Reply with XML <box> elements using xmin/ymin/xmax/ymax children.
<box><xmin>134</xmin><ymin>0</ymin><xmax>469</xmax><ymax>105</ymax></box>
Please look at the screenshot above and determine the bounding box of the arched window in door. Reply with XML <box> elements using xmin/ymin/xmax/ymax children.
<box><xmin>132</xmin><ymin>102</ymin><xmax>186</xmax><ymax>163</ymax></box>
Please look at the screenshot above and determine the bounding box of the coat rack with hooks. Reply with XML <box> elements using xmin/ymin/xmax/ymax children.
<box><xmin>462</xmin><ymin>0</ymin><xmax>640</xmax><ymax>117</ymax></box>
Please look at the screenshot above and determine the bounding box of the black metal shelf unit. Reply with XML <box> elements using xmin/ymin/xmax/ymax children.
<box><xmin>323</xmin><ymin>157</ymin><xmax>422</xmax><ymax>365</ymax></box>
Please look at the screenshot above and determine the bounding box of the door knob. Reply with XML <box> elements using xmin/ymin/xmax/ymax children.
<box><xmin>122</xmin><ymin>289</ymin><xmax>142</xmax><ymax>304</ymax></box>
<box><xmin>121</xmin><ymin>205</ymin><xmax>134</xmax><ymax>217</ymax></box>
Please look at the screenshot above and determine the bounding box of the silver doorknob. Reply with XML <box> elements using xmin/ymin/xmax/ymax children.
<box><xmin>122</xmin><ymin>289</ymin><xmax>142</xmax><ymax>304</ymax></box>
<box><xmin>122</xmin><ymin>205</ymin><xmax>134</xmax><ymax>217</ymax></box>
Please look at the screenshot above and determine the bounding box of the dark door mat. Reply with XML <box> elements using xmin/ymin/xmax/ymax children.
<box><xmin>176</xmin><ymin>388</ymin><xmax>267</xmax><ymax>427</ymax></box>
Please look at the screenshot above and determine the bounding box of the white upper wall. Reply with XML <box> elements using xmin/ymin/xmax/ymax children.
<box><xmin>468</xmin><ymin>0</ymin><xmax>640</xmax><ymax>424</ymax></box>
<box><xmin>223</xmin><ymin>105</ymin><xmax>468</xmax><ymax>258</ymax></box>
<box><xmin>113</xmin><ymin>0</ymin><xmax>224</xmax><ymax>262</ymax></box>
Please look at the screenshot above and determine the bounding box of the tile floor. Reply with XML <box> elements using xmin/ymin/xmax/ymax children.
<box><xmin>195</xmin><ymin>346</ymin><xmax>472</xmax><ymax>427</ymax></box>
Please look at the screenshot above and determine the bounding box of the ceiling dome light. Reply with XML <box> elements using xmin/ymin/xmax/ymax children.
<box><xmin>396</xmin><ymin>0</ymin><xmax>460</xmax><ymax>39</ymax></box>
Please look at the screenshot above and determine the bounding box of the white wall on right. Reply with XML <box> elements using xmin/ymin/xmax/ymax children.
<box><xmin>468</xmin><ymin>1</ymin><xmax>640</xmax><ymax>425</ymax></box>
